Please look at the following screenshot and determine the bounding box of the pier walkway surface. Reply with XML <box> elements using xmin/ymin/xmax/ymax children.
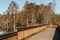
<box><xmin>26</xmin><ymin>27</ymin><xmax>56</xmax><ymax>40</ymax></box>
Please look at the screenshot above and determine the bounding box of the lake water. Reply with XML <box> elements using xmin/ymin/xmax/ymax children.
<box><xmin>0</xmin><ymin>31</ymin><xmax>8</xmax><ymax>35</ymax></box>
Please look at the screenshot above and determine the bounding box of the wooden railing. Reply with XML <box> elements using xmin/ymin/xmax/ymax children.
<box><xmin>0</xmin><ymin>32</ymin><xmax>18</xmax><ymax>40</ymax></box>
<box><xmin>0</xmin><ymin>24</ymin><xmax>48</xmax><ymax>40</ymax></box>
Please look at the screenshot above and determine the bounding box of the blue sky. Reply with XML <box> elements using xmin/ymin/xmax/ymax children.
<box><xmin>0</xmin><ymin>0</ymin><xmax>60</xmax><ymax>14</ymax></box>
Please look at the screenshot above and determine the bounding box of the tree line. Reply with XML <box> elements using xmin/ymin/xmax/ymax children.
<box><xmin>0</xmin><ymin>1</ymin><xmax>60</xmax><ymax>32</ymax></box>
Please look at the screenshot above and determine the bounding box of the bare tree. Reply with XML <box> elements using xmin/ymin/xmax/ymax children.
<box><xmin>7</xmin><ymin>1</ymin><xmax>18</xmax><ymax>32</ymax></box>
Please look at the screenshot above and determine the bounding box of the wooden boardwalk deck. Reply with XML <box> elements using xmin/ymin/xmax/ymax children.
<box><xmin>26</xmin><ymin>28</ymin><xmax>56</xmax><ymax>40</ymax></box>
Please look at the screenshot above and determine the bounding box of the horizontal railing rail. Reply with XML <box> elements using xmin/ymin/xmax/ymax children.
<box><xmin>17</xmin><ymin>24</ymin><xmax>49</xmax><ymax>31</ymax></box>
<box><xmin>0</xmin><ymin>32</ymin><xmax>17</xmax><ymax>39</ymax></box>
